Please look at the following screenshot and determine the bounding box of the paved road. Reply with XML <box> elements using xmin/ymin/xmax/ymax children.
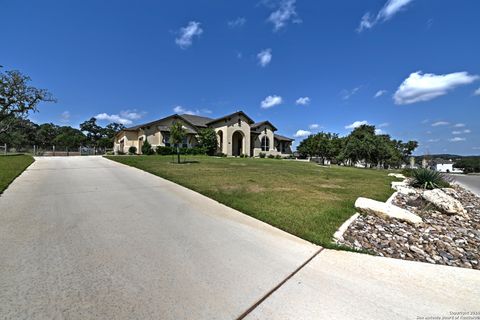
<box><xmin>1</xmin><ymin>156</ymin><xmax>479</xmax><ymax>319</ymax></box>
<box><xmin>451</xmin><ymin>174</ymin><xmax>480</xmax><ymax>196</ymax></box>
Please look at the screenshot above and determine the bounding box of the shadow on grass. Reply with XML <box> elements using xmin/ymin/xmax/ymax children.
<box><xmin>169</xmin><ymin>160</ymin><xmax>200</xmax><ymax>164</ymax></box>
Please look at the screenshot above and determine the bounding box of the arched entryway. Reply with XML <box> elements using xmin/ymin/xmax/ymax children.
<box><xmin>232</xmin><ymin>131</ymin><xmax>244</xmax><ymax>156</ymax></box>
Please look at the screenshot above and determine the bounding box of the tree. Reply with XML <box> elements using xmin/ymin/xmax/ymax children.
<box><xmin>197</xmin><ymin>128</ymin><xmax>217</xmax><ymax>156</ymax></box>
<box><xmin>35</xmin><ymin>123</ymin><xmax>59</xmax><ymax>147</ymax></box>
<box><xmin>169</xmin><ymin>121</ymin><xmax>186</xmax><ymax>163</ymax></box>
<box><xmin>80</xmin><ymin>117</ymin><xmax>103</xmax><ymax>147</ymax></box>
<box><xmin>0</xmin><ymin>68</ymin><xmax>55</xmax><ymax>134</ymax></box>
<box><xmin>53</xmin><ymin>126</ymin><xmax>86</xmax><ymax>150</ymax></box>
<box><xmin>297</xmin><ymin>134</ymin><xmax>316</xmax><ymax>158</ymax></box>
<box><xmin>0</xmin><ymin>117</ymin><xmax>38</xmax><ymax>150</ymax></box>
<box><xmin>141</xmin><ymin>140</ymin><xmax>154</xmax><ymax>155</ymax></box>
<box><xmin>99</xmin><ymin>122</ymin><xmax>126</xmax><ymax>149</ymax></box>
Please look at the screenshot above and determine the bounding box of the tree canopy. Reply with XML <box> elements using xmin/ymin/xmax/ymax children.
<box><xmin>297</xmin><ymin>124</ymin><xmax>418</xmax><ymax>168</ymax></box>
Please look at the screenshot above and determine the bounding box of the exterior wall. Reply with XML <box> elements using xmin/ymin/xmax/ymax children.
<box><xmin>436</xmin><ymin>164</ymin><xmax>454</xmax><ymax>173</ymax></box>
<box><xmin>210</xmin><ymin>114</ymin><xmax>251</xmax><ymax>156</ymax></box>
<box><xmin>252</xmin><ymin>124</ymin><xmax>275</xmax><ymax>157</ymax></box>
<box><xmin>114</xmin><ymin>131</ymin><xmax>140</xmax><ymax>153</ymax></box>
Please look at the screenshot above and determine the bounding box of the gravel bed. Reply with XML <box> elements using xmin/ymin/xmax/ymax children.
<box><xmin>339</xmin><ymin>186</ymin><xmax>480</xmax><ymax>269</ymax></box>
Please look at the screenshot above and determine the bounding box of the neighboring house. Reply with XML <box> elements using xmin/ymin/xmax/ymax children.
<box><xmin>430</xmin><ymin>159</ymin><xmax>454</xmax><ymax>173</ymax></box>
<box><xmin>114</xmin><ymin>111</ymin><xmax>294</xmax><ymax>157</ymax></box>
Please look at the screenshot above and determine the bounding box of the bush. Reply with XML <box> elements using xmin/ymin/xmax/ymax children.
<box><xmin>239</xmin><ymin>154</ymin><xmax>248</xmax><ymax>158</ymax></box>
<box><xmin>215</xmin><ymin>152</ymin><xmax>227</xmax><ymax>157</ymax></box>
<box><xmin>411</xmin><ymin>168</ymin><xmax>450</xmax><ymax>190</ymax></box>
<box><xmin>117</xmin><ymin>150</ymin><xmax>125</xmax><ymax>155</ymax></box>
<box><xmin>267</xmin><ymin>154</ymin><xmax>275</xmax><ymax>159</ymax></box>
<box><xmin>128</xmin><ymin>146</ymin><xmax>137</xmax><ymax>155</ymax></box>
<box><xmin>259</xmin><ymin>152</ymin><xmax>266</xmax><ymax>158</ymax></box>
<box><xmin>156</xmin><ymin>146</ymin><xmax>175</xmax><ymax>155</ymax></box>
<box><xmin>141</xmin><ymin>140</ymin><xmax>154</xmax><ymax>155</ymax></box>
<box><xmin>275</xmin><ymin>155</ymin><xmax>282</xmax><ymax>159</ymax></box>
<box><xmin>401</xmin><ymin>168</ymin><xmax>414</xmax><ymax>177</ymax></box>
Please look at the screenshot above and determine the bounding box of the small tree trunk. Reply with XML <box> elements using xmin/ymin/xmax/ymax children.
<box><xmin>177</xmin><ymin>146</ymin><xmax>180</xmax><ymax>164</ymax></box>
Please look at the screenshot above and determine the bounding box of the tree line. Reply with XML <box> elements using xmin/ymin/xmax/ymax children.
<box><xmin>1</xmin><ymin>67</ymin><xmax>124</xmax><ymax>151</ymax></box>
<box><xmin>297</xmin><ymin>125</ymin><xmax>418</xmax><ymax>168</ymax></box>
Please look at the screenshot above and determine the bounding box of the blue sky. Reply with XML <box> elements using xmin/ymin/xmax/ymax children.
<box><xmin>2</xmin><ymin>0</ymin><xmax>479</xmax><ymax>155</ymax></box>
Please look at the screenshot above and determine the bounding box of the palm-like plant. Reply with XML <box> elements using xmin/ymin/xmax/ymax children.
<box><xmin>411</xmin><ymin>168</ymin><xmax>450</xmax><ymax>190</ymax></box>
<box><xmin>170</xmin><ymin>121</ymin><xmax>186</xmax><ymax>163</ymax></box>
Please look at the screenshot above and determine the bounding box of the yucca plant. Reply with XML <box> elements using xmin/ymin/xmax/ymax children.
<box><xmin>411</xmin><ymin>168</ymin><xmax>451</xmax><ymax>190</ymax></box>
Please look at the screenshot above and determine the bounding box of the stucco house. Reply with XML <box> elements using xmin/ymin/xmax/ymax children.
<box><xmin>114</xmin><ymin>111</ymin><xmax>294</xmax><ymax>157</ymax></box>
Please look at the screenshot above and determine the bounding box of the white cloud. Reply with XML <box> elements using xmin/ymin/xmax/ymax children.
<box><xmin>228</xmin><ymin>17</ymin><xmax>246</xmax><ymax>28</ymax></box>
<box><xmin>452</xmin><ymin>129</ymin><xmax>470</xmax><ymax>135</ymax></box>
<box><xmin>427</xmin><ymin>139</ymin><xmax>440</xmax><ymax>142</ymax></box>
<box><xmin>375</xmin><ymin>128</ymin><xmax>385</xmax><ymax>134</ymax></box>
<box><xmin>308</xmin><ymin>123</ymin><xmax>319</xmax><ymax>130</ymax></box>
<box><xmin>296</xmin><ymin>97</ymin><xmax>310</xmax><ymax>105</ymax></box>
<box><xmin>341</xmin><ymin>87</ymin><xmax>361</xmax><ymax>100</ymax></box>
<box><xmin>267</xmin><ymin>0</ymin><xmax>300</xmax><ymax>32</ymax></box>
<box><xmin>377</xmin><ymin>122</ymin><xmax>389</xmax><ymax>128</ymax></box>
<box><xmin>95</xmin><ymin>113</ymin><xmax>132</xmax><ymax>125</ymax></box>
<box><xmin>345</xmin><ymin>120</ymin><xmax>369</xmax><ymax>129</ymax></box>
<box><xmin>473</xmin><ymin>147</ymin><xmax>480</xmax><ymax>150</ymax></box>
<box><xmin>431</xmin><ymin>121</ymin><xmax>449</xmax><ymax>127</ymax></box>
<box><xmin>261</xmin><ymin>95</ymin><xmax>283</xmax><ymax>108</ymax></box>
<box><xmin>175</xmin><ymin>21</ymin><xmax>203</xmax><ymax>49</ymax></box>
<box><xmin>453</xmin><ymin>123</ymin><xmax>466</xmax><ymax>128</ymax></box>
<box><xmin>474</xmin><ymin>87</ymin><xmax>480</xmax><ymax>96</ymax></box>
<box><xmin>60</xmin><ymin>111</ymin><xmax>70</xmax><ymax>123</ymax></box>
<box><xmin>173</xmin><ymin>105</ymin><xmax>200</xmax><ymax>115</ymax></box>
<box><xmin>394</xmin><ymin>71</ymin><xmax>479</xmax><ymax>105</ymax></box>
<box><xmin>374</xmin><ymin>90</ymin><xmax>387</xmax><ymax>98</ymax></box>
<box><xmin>449</xmin><ymin>137</ymin><xmax>466</xmax><ymax>142</ymax></box>
<box><xmin>357</xmin><ymin>0</ymin><xmax>415</xmax><ymax>32</ymax></box>
<box><xmin>293</xmin><ymin>129</ymin><xmax>312</xmax><ymax>138</ymax></box>
<box><xmin>257</xmin><ymin>49</ymin><xmax>272</xmax><ymax>67</ymax></box>
<box><xmin>120</xmin><ymin>110</ymin><xmax>144</xmax><ymax>120</ymax></box>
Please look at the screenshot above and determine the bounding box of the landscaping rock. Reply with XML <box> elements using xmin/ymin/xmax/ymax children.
<box><xmin>339</xmin><ymin>185</ymin><xmax>480</xmax><ymax>270</ymax></box>
<box><xmin>396</xmin><ymin>186</ymin><xmax>417</xmax><ymax>196</ymax></box>
<box><xmin>355</xmin><ymin>197</ymin><xmax>422</xmax><ymax>225</ymax></box>
<box><xmin>391</xmin><ymin>181</ymin><xmax>408</xmax><ymax>190</ymax></box>
<box><xmin>388</xmin><ymin>173</ymin><xmax>406</xmax><ymax>179</ymax></box>
<box><xmin>422</xmin><ymin>189</ymin><xmax>466</xmax><ymax>215</ymax></box>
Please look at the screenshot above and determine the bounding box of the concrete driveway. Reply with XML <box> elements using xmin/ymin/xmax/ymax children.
<box><xmin>1</xmin><ymin>156</ymin><xmax>479</xmax><ymax>319</ymax></box>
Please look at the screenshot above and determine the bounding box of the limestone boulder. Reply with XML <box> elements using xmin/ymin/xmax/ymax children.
<box><xmin>354</xmin><ymin>197</ymin><xmax>422</xmax><ymax>225</ymax></box>
<box><xmin>391</xmin><ymin>181</ymin><xmax>408</xmax><ymax>190</ymax></box>
<box><xmin>388</xmin><ymin>173</ymin><xmax>406</xmax><ymax>179</ymax></box>
<box><xmin>422</xmin><ymin>189</ymin><xmax>466</xmax><ymax>215</ymax></box>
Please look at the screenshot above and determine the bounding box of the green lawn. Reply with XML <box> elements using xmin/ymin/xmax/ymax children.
<box><xmin>0</xmin><ymin>155</ymin><xmax>34</xmax><ymax>194</ymax></box>
<box><xmin>106</xmin><ymin>155</ymin><xmax>395</xmax><ymax>248</ymax></box>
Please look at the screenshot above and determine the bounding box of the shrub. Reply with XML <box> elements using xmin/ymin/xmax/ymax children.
<box><xmin>259</xmin><ymin>152</ymin><xmax>266</xmax><ymax>158</ymax></box>
<box><xmin>117</xmin><ymin>150</ymin><xmax>125</xmax><ymax>155</ymax></box>
<box><xmin>141</xmin><ymin>140</ymin><xmax>154</xmax><ymax>155</ymax></box>
<box><xmin>239</xmin><ymin>154</ymin><xmax>248</xmax><ymax>158</ymax></box>
<box><xmin>411</xmin><ymin>168</ymin><xmax>450</xmax><ymax>190</ymax></box>
<box><xmin>156</xmin><ymin>146</ymin><xmax>175</xmax><ymax>155</ymax></box>
<box><xmin>275</xmin><ymin>155</ymin><xmax>282</xmax><ymax>159</ymax></box>
<box><xmin>128</xmin><ymin>146</ymin><xmax>137</xmax><ymax>155</ymax></box>
<box><xmin>267</xmin><ymin>154</ymin><xmax>275</xmax><ymax>159</ymax></box>
<box><xmin>197</xmin><ymin>128</ymin><xmax>218</xmax><ymax>156</ymax></box>
<box><xmin>215</xmin><ymin>152</ymin><xmax>227</xmax><ymax>157</ymax></box>
<box><xmin>401</xmin><ymin>168</ymin><xmax>414</xmax><ymax>177</ymax></box>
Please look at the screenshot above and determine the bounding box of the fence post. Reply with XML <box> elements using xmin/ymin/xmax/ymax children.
<box><xmin>33</xmin><ymin>145</ymin><xmax>36</xmax><ymax>156</ymax></box>
<box><xmin>53</xmin><ymin>145</ymin><xmax>55</xmax><ymax>156</ymax></box>
<box><xmin>3</xmin><ymin>143</ymin><xmax>6</xmax><ymax>156</ymax></box>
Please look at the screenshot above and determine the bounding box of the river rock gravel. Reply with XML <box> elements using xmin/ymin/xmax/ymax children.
<box><xmin>339</xmin><ymin>185</ymin><xmax>480</xmax><ymax>269</ymax></box>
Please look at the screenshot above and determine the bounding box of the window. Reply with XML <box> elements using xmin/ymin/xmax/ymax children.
<box><xmin>163</xmin><ymin>133</ymin><xmax>171</xmax><ymax>146</ymax></box>
<box><xmin>261</xmin><ymin>136</ymin><xmax>270</xmax><ymax>151</ymax></box>
<box><xmin>182</xmin><ymin>136</ymin><xmax>188</xmax><ymax>148</ymax></box>
<box><xmin>238</xmin><ymin>119</ymin><xmax>241</xmax><ymax>127</ymax></box>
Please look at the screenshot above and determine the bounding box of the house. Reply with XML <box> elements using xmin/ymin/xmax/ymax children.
<box><xmin>430</xmin><ymin>159</ymin><xmax>454</xmax><ymax>173</ymax></box>
<box><xmin>114</xmin><ymin>111</ymin><xmax>294</xmax><ymax>157</ymax></box>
